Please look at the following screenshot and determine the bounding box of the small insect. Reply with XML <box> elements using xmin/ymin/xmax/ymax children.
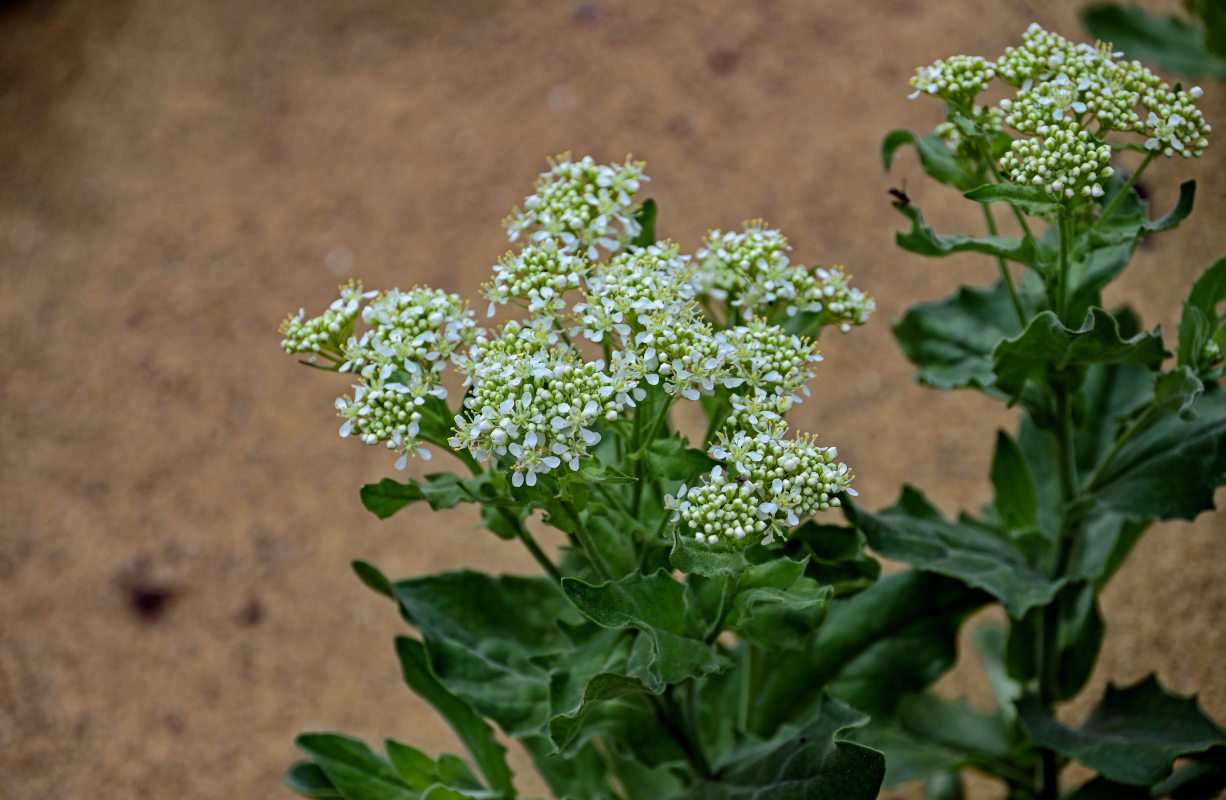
<box><xmin>888</xmin><ymin>182</ymin><xmax>910</xmax><ymax>208</ymax></box>
<box><xmin>735</xmin><ymin>474</ymin><xmax>749</xmax><ymax>483</ymax></box>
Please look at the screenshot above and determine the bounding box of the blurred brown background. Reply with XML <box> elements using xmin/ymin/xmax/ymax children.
<box><xmin>1</xmin><ymin>0</ymin><xmax>1222</xmax><ymax>798</ymax></box>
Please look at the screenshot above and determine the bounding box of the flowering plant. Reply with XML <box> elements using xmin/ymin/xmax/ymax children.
<box><xmin>278</xmin><ymin>24</ymin><xmax>1226</xmax><ymax>800</ymax></box>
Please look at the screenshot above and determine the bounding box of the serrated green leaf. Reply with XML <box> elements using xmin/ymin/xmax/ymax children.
<box><xmin>1019</xmin><ymin>675</ymin><xmax>1226</xmax><ymax>785</ymax></box>
<box><xmin>562</xmin><ymin>570</ymin><xmax>730</xmax><ymax>691</ymax></box>
<box><xmin>1082</xmin><ymin>5</ymin><xmax>1226</xmax><ymax>78</ymax></box>
<box><xmin>856</xmin><ymin>487</ymin><xmax>1063</xmax><ymax>618</ymax></box>
<box><xmin>893</xmin><ymin>280</ymin><xmax>1022</xmax><ymax>392</ymax></box>
<box><xmin>295</xmin><ymin>733</ymin><xmax>418</xmax><ymax>800</ymax></box>
<box><xmin>631</xmin><ymin>198</ymin><xmax>657</xmax><ymax>248</ymax></box>
<box><xmin>286</xmin><ymin>761</ymin><xmax>344</xmax><ymax>799</ymax></box>
<box><xmin>1091</xmin><ymin>386</ymin><xmax>1226</xmax><ymax>520</ymax></box>
<box><xmin>394</xmin><ymin>638</ymin><xmax>514</xmax><ymax>797</ymax></box>
<box><xmin>992</xmin><ymin>308</ymin><xmax>1166</xmax><ymax>397</ymax></box>
<box><xmin>392</xmin><ymin>572</ymin><xmax>580</xmax><ymax>737</ymax></box>
<box><xmin>882</xmin><ymin>129</ymin><xmax>980</xmax><ymax>190</ymax></box>
<box><xmin>991</xmin><ymin>430</ymin><xmax>1037</xmax><ymax>531</ymax></box>
<box><xmin>894</xmin><ymin>204</ymin><xmax>1040</xmax><ymax>264</ymax></box>
<box><xmin>674</xmin><ymin>695</ymin><xmax>884</xmax><ymax>800</ymax></box>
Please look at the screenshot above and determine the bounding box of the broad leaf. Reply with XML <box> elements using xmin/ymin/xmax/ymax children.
<box><xmin>882</xmin><ymin>129</ymin><xmax>980</xmax><ymax>190</ymax></box>
<box><xmin>856</xmin><ymin>487</ymin><xmax>1062</xmax><ymax>618</ymax></box>
<box><xmin>650</xmin><ymin>437</ymin><xmax>719</xmax><ymax>481</ymax></box>
<box><xmin>1018</xmin><ymin>675</ymin><xmax>1226</xmax><ymax>785</ymax></box>
<box><xmin>293</xmin><ymin>734</ymin><xmax>418</xmax><ymax>800</ymax></box>
<box><xmin>723</xmin><ymin>557</ymin><xmax>832</xmax><ymax>651</ymax></box>
<box><xmin>392</xmin><ymin>572</ymin><xmax>580</xmax><ymax>737</ymax></box>
<box><xmin>893</xmin><ymin>280</ymin><xmax>1022</xmax><ymax>391</ymax></box>
<box><xmin>992</xmin><ymin>308</ymin><xmax>1166</xmax><ymax>397</ymax></box>
<box><xmin>754</xmin><ymin>571</ymin><xmax>988</xmax><ymax>731</ymax></box>
<box><xmin>780</xmin><ymin>522</ymin><xmax>881</xmax><ymax>596</ymax></box>
<box><xmin>674</xmin><ymin>695</ymin><xmax>884</xmax><ymax>800</ymax></box>
<box><xmin>562</xmin><ymin>570</ymin><xmax>730</xmax><ymax>692</ymax></box>
<box><xmin>1082</xmin><ymin>5</ymin><xmax>1226</xmax><ymax>78</ymax></box>
<box><xmin>990</xmin><ymin>430</ymin><xmax>1037</xmax><ymax>531</ymax></box>
<box><xmin>361</xmin><ymin>473</ymin><xmax>494</xmax><ymax>520</ymax></box>
<box><xmin>1091</xmin><ymin>386</ymin><xmax>1226</xmax><ymax>520</ymax></box>
<box><xmin>1179</xmin><ymin>255</ymin><xmax>1226</xmax><ymax>374</ymax></box>
<box><xmin>394</xmin><ymin>638</ymin><xmax>514</xmax><ymax>796</ymax></box>
<box><xmin>964</xmin><ymin>182</ymin><xmax>1059</xmax><ymax>216</ymax></box>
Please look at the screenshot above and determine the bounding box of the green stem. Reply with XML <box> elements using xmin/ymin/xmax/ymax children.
<box><xmin>982</xmin><ymin>203</ymin><xmax>1027</xmax><ymax>326</ymax></box>
<box><xmin>565</xmin><ymin>500</ymin><xmax>611</xmax><ymax>582</ymax></box>
<box><xmin>1055</xmin><ymin>209</ymin><xmax>1072</xmax><ymax>322</ymax></box>
<box><xmin>973</xmin><ymin>136</ymin><xmax>1037</xmax><ymax>242</ymax></box>
<box><xmin>653</xmin><ymin>688</ymin><xmax>712</xmax><ymax>779</ymax></box>
<box><xmin>505</xmin><ymin>509</ymin><xmax>563</xmax><ymax>584</ymax></box>
<box><xmin>1086</xmin><ymin>405</ymin><xmax>1159</xmax><ymax>492</ymax></box>
<box><xmin>1097</xmin><ymin>150</ymin><xmax>1156</xmax><ymax>224</ymax></box>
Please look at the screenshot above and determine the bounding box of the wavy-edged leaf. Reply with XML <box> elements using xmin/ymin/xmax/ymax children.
<box><xmin>394</xmin><ymin>638</ymin><xmax>514</xmax><ymax>796</ymax></box>
<box><xmin>882</xmin><ymin>129</ymin><xmax>980</xmax><ymax>190</ymax></box>
<box><xmin>724</xmin><ymin>558</ymin><xmax>832</xmax><ymax>651</ymax></box>
<box><xmin>992</xmin><ymin>308</ymin><xmax>1166</xmax><ymax>397</ymax></box>
<box><xmin>392</xmin><ymin>572</ymin><xmax>580</xmax><ymax>737</ymax></box>
<box><xmin>894</xmin><ymin>204</ymin><xmax>1040</xmax><ymax>264</ymax></box>
<box><xmin>562</xmin><ymin>570</ymin><xmax>730</xmax><ymax>692</ymax></box>
<box><xmin>893</xmin><ymin>280</ymin><xmax>1022</xmax><ymax>392</ymax></box>
<box><xmin>1019</xmin><ymin>675</ymin><xmax>1226</xmax><ymax>785</ymax></box>
<box><xmin>674</xmin><ymin>695</ymin><xmax>884</xmax><ymax>800</ymax></box>
<box><xmin>361</xmin><ymin>473</ymin><xmax>494</xmax><ymax>520</ymax></box>
<box><xmin>856</xmin><ymin>487</ymin><xmax>1062</xmax><ymax>618</ymax></box>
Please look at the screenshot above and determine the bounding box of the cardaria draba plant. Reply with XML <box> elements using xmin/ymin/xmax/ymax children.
<box><xmin>280</xmin><ymin>153</ymin><xmax>891</xmax><ymax>800</ymax></box>
<box><xmin>871</xmin><ymin>21</ymin><xmax>1226</xmax><ymax>799</ymax></box>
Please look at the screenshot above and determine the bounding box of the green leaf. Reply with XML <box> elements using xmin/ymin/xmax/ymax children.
<box><xmin>992</xmin><ymin>308</ymin><xmax>1166</xmax><ymax>397</ymax></box>
<box><xmin>925</xmin><ymin>773</ymin><xmax>965</xmax><ymax>800</ymax></box>
<box><xmin>851</xmin><ymin>694</ymin><xmax>1014</xmax><ymax>786</ymax></box>
<box><xmin>1180</xmin><ymin>255</ymin><xmax>1226</xmax><ymax>373</ymax></box>
<box><xmin>294</xmin><ymin>733</ymin><xmax>418</xmax><ymax>800</ymax></box>
<box><xmin>394</xmin><ymin>638</ymin><xmax>514</xmax><ymax>797</ymax></box>
<box><xmin>631</xmin><ymin>198</ymin><xmax>657</xmax><ymax>248</ymax></box>
<box><xmin>286</xmin><ymin>761</ymin><xmax>344</xmax><ymax>799</ymax></box>
<box><xmin>385</xmin><ymin>741</ymin><xmax>439</xmax><ymax>792</ymax></box>
<box><xmin>1154</xmin><ymin>758</ymin><xmax>1226</xmax><ymax>800</ymax></box>
<box><xmin>724</xmin><ymin>558</ymin><xmax>833</xmax><ymax>651</ymax></box>
<box><xmin>882</xmin><ymin>129</ymin><xmax>980</xmax><ymax>190</ymax></box>
<box><xmin>1082</xmin><ymin>5</ymin><xmax>1226</xmax><ymax>78</ymax></box>
<box><xmin>1018</xmin><ymin>674</ymin><xmax>1226</xmax><ymax>785</ymax></box>
<box><xmin>780</xmin><ymin>522</ymin><xmax>881</xmax><ymax>597</ymax></box>
<box><xmin>674</xmin><ymin>695</ymin><xmax>884</xmax><ymax>800</ymax></box>
<box><xmin>754</xmin><ymin>571</ymin><xmax>988</xmax><ymax>731</ymax></box>
<box><xmin>990</xmin><ymin>430</ymin><xmax>1037</xmax><ymax>531</ymax></box>
<box><xmin>392</xmin><ymin>572</ymin><xmax>580</xmax><ymax>737</ymax></box>
<box><xmin>353</xmin><ymin>560</ymin><xmax>396</xmax><ymax>600</ymax></box>
<box><xmin>520</xmin><ymin>736</ymin><xmax>619</xmax><ymax>800</ymax></box>
<box><xmin>360</xmin><ymin>473</ymin><xmax>493</xmax><ymax>520</ymax></box>
<box><xmin>670</xmin><ymin>532</ymin><xmax>753</xmax><ymax>578</ymax></box>
<box><xmin>1091</xmin><ymin>386</ymin><xmax>1226</xmax><ymax>520</ymax></box>
<box><xmin>893</xmin><ymin>280</ymin><xmax>1022</xmax><ymax>392</ymax></box>
<box><xmin>856</xmin><ymin>487</ymin><xmax>1062</xmax><ymax>618</ymax></box>
<box><xmin>894</xmin><ymin>204</ymin><xmax>1040</xmax><ymax>264</ymax></box>
<box><xmin>649</xmin><ymin>436</ymin><xmax>719</xmax><ymax>481</ymax></box>
<box><xmin>561</xmin><ymin>570</ymin><xmax>730</xmax><ymax>692</ymax></box>
<box><xmin>964</xmin><ymin>182</ymin><xmax>1060</xmax><ymax>216</ymax></box>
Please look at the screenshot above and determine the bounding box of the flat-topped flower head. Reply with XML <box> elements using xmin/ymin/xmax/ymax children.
<box><xmin>719</xmin><ymin>319</ymin><xmax>821</xmax><ymax>398</ymax></box>
<box><xmin>575</xmin><ymin>241</ymin><xmax>696</xmax><ymax>344</ymax></box>
<box><xmin>336</xmin><ymin>362</ymin><xmax>446</xmax><ymax>469</ymax></box>
<box><xmin>909</xmin><ymin>55</ymin><xmax>996</xmax><ymax>105</ymax></box>
<box><xmin>504</xmin><ymin>153</ymin><xmax>648</xmax><ymax>260</ymax></box>
<box><xmin>999</xmin><ymin>124</ymin><xmax>1114</xmax><ymax>200</ymax></box>
<box><xmin>280</xmin><ymin>280</ymin><xmax>376</xmax><ymax>361</ymax></box>
<box><xmin>483</xmin><ymin>239</ymin><xmax>588</xmax><ymax>319</ymax></box>
<box><xmin>802</xmin><ymin>267</ymin><xmax>876</xmax><ymax>333</ymax></box>
<box><xmin>449</xmin><ymin>320</ymin><xmax>631</xmax><ymax>485</ymax></box>
<box><xmin>341</xmin><ymin>287</ymin><xmax>479</xmax><ymax>379</ymax></box>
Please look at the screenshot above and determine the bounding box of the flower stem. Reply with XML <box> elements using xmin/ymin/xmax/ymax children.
<box><xmin>1097</xmin><ymin>150</ymin><xmax>1156</xmax><ymax>224</ymax></box>
<box><xmin>981</xmin><ymin>203</ymin><xmax>1027</xmax><ymax>326</ymax></box>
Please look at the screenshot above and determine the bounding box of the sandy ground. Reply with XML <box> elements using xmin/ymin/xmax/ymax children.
<box><xmin>1</xmin><ymin>0</ymin><xmax>1223</xmax><ymax>798</ymax></box>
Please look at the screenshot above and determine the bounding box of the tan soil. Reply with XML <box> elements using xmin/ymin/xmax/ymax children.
<box><xmin>1</xmin><ymin>0</ymin><xmax>1222</xmax><ymax>798</ymax></box>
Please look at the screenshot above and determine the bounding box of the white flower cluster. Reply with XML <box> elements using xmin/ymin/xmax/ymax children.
<box><xmin>1000</xmin><ymin>126</ymin><xmax>1115</xmax><ymax>199</ymax></box>
<box><xmin>483</xmin><ymin>239</ymin><xmax>588</xmax><ymax>318</ymax></box>
<box><xmin>719</xmin><ymin>318</ymin><xmax>820</xmax><ymax>398</ymax></box>
<box><xmin>911</xmin><ymin>24</ymin><xmax>1211</xmax><ymax>205</ymax></box>
<box><xmin>909</xmin><ymin>55</ymin><xmax>997</xmax><ymax>103</ymax></box>
<box><xmin>449</xmin><ymin>320</ymin><xmax>632</xmax><ymax>487</ymax></box>
<box><xmin>668</xmin><ymin>391</ymin><xmax>854</xmax><ymax>547</ymax></box>
<box><xmin>328</xmin><ymin>287</ymin><xmax>480</xmax><ymax>467</ymax></box>
<box><xmin>279</xmin><ymin>280</ymin><xmax>374</xmax><ymax>360</ymax></box>
<box><xmin>504</xmin><ymin>153</ymin><xmax>648</xmax><ymax>260</ymax></box>
<box><xmin>936</xmin><ymin>106</ymin><xmax>1006</xmax><ymax>162</ymax></box>
<box><xmin>695</xmin><ymin>221</ymin><xmax>875</xmax><ymax>330</ymax></box>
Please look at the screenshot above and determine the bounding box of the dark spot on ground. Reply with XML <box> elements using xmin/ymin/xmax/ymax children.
<box><xmin>238</xmin><ymin>596</ymin><xmax>265</xmax><ymax>626</ymax></box>
<box><xmin>706</xmin><ymin>46</ymin><xmax>739</xmax><ymax>76</ymax></box>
